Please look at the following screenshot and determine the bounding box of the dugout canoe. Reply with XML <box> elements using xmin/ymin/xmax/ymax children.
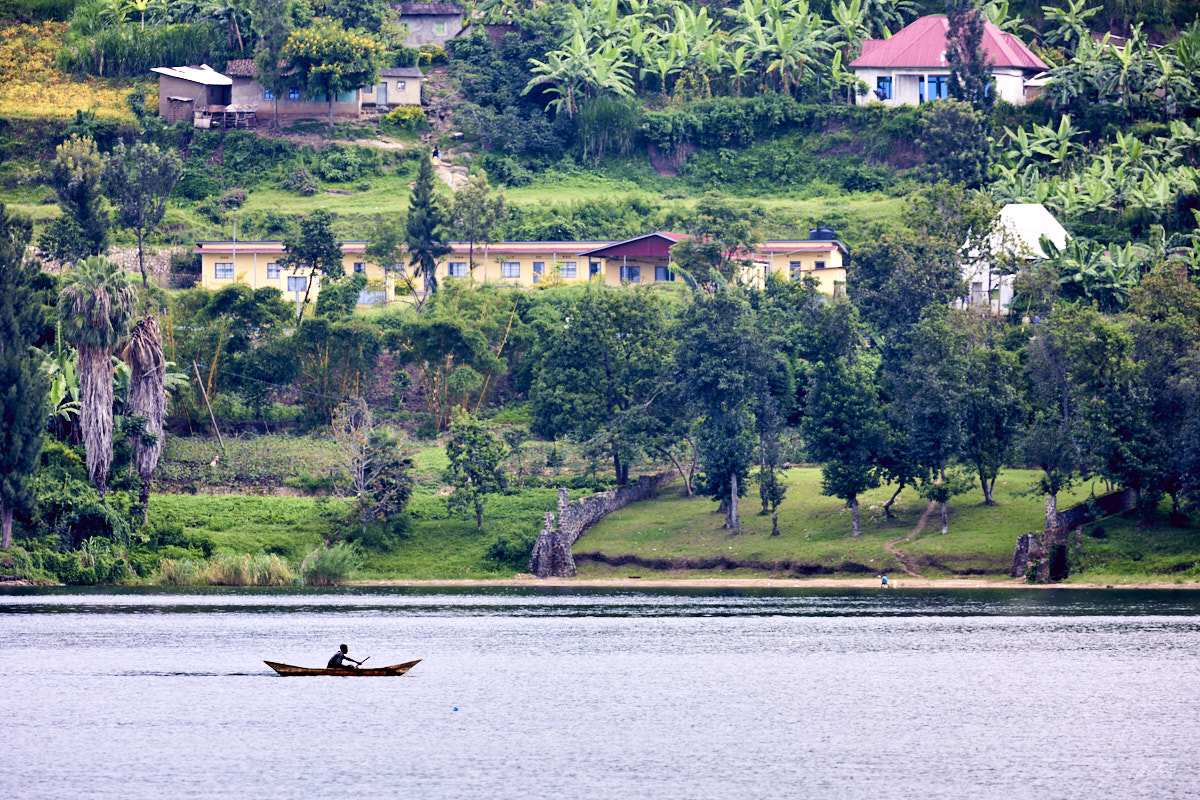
<box><xmin>264</xmin><ymin>659</ymin><xmax>421</xmax><ymax>677</ymax></box>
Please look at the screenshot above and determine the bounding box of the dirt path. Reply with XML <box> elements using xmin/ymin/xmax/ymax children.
<box><xmin>885</xmin><ymin>500</ymin><xmax>938</xmax><ymax>578</ymax></box>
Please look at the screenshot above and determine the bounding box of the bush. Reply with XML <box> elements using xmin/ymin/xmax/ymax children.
<box><xmin>169</xmin><ymin>250</ymin><xmax>200</xmax><ymax>276</ymax></box>
<box><xmin>414</xmin><ymin>419</ymin><xmax>440</xmax><ymax>440</ymax></box>
<box><xmin>477</xmin><ymin>153</ymin><xmax>532</xmax><ymax>187</ymax></box>
<box><xmin>418</xmin><ymin>43</ymin><xmax>446</xmax><ymax>65</ymax></box>
<box><xmin>174</xmin><ymin>165</ymin><xmax>221</xmax><ymax>200</ymax></box>
<box><xmin>301</xmin><ymin>543</ymin><xmax>360</xmax><ymax>585</ymax></box>
<box><xmin>312</xmin><ymin>145</ymin><xmax>380</xmax><ymax>182</ymax></box>
<box><xmin>383</xmin><ymin>105</ymin><xmax>427</xmax><ymax>130</ymax></box>
<box><xmin>282</xmin><ymin>167</ymin><xmax>318</xmax><ymax>195</ymax></box>
<box><xmin>485</xmin><ymin>531</ymin><xmax>535</xmax><ymax>569</ymax></box>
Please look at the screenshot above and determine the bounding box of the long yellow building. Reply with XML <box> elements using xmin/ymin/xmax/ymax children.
<box><xmin>194</xmin><ymin>230</ymin><xmax>848</xmax><ymax>301</ymax></box>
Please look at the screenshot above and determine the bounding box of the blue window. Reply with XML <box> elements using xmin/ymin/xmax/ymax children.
<box><xmin>354</xmin><ymin>262</ymin><xmax>366</xmax><ymax>273</ymax></box>
<box><xmin>264</xmin><ymin>88</ymin><xmax>275</xmax><ymax>100</ymax></box>
<box><xmin>875</xmin><ymin>77</ymin><xmax>892</xmax><ymax>100</ymax></box>
<box><xmin>288</xmin><ymin>87</ymin><xmax>301</xmax><ymax>100</ymax></box>
<box><xmin>929</xmin><ymin>75</ymin><xmax>949</xmax><ymax>100</ymax></box>
<box><xmin>655</xmin><ymin>266</ymin><xmax>673</xmax><ymax>282</ymax></box>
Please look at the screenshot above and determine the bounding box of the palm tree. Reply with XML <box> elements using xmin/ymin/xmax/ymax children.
<box><xmin>58</xmin><ymin>256</ymin><xmax>137</xmax><ymax>497</ymax></box>
<box><xmin>122</xmin><ymin>316</ymin><xmax>166</xmax><ymax>517</ymax></box>
<box><xmin>1040</xmin><ymin>0</ymin><xmax>1100</xmax><ymax>56</ymax></box>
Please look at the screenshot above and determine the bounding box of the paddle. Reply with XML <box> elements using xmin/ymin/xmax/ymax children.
<box><xmin>356</xmin><ymin>656</ymin><xmax>370</xmax><ymax>669</ymax></box>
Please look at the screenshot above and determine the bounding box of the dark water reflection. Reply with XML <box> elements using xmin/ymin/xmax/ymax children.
<box><xmin>2</xmin><ymin>587</ymin><xmax>1198</xmax><ymax>800</ymax></box>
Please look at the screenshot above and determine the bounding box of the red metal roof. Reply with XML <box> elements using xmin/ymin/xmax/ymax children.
<box><xmin>850</xmin><ymin>15</ymin><xmax>1047</xmax><ymax>71</ymax></box>
<box><xmin>578</xmin><ymin>232</ymin><xmax>690</xmax><ymax>259</ymax></box>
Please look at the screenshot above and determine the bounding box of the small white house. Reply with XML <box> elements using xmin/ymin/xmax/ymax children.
<box><xmin>964</xmin><ymin>203</ymin><xmax>1069</xmax><ymax>314</ymax></box>
<box><xmin>850</xmin><ymin>15</ymin><xmax>1047</xmax><ymax>107</ymax></box>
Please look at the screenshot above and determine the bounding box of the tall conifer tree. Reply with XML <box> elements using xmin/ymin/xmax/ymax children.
<box><xmin>0</xmin><ymin>204</ymin><xmax>48</xmax><ymax>547</ymax></box>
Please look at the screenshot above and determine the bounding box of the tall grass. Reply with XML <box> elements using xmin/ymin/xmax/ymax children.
<box><xmin>300</xmin><ymin>543</ymin><xmax>360</xmax><ymax>586</ymax></box>
<box><xmin>156</xmin><ymin>552</ymin><xmax>295</xmax><ymax>586</ymax></box>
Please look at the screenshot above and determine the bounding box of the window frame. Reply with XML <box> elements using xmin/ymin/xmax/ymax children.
<box><xmin>286</xmin><ymin>276</ymin><xmax>307</xmax><ymax>293</ymax></box>
<box><xmin>267</xmin><ymin>262</ymin><xmax>280</xmax><ymax>279</ymax></box>
<box><xmin>561</xmin><ymin>261</ymin><xmax>577</xmax><ymax>279</ymax></box>
<box><xmin>288</xmin><ymin>87</ymin><xmax>301</xmax><ymax>100</ymax></box>
<box><xmin>354</xmin><ymin>262</ymin><xmax>366</xmax><ymax>274</ymax></box>
<box><xmin>501</xmin><ymin>261</ymin><xmax>521</xmax><ymax>279</ymax></box>
<box><xmin>214</xmin><ymin>262</ymin><xmax>234</xmax><ymax>279</ymax></box>
<box><xmin>448</xmin><ymin>261</ymin><xmax>468</xmax><ymax>278</ymax></box>
<box><xmin>875</xmin><ymin>76</ymin><xmax>892</xmax><ymax>100</ymax></box>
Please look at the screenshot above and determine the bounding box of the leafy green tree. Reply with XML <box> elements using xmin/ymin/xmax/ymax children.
<box><xmin>945</xmin><ymin>0</ymin><xmax>993</xmax><ymax>112</ymax></box>
<box><xmin>1128</xmin><ymin>265</ymin><xmax>1200</xmax><ymax>514</ymax></box>
<box><xmin>917</xmin><ymin>99</ymin><xmax>990</xmax><ymax>188</ymax></box>
<box><xmin>887</xmin><ymin>309</ymin><xmax>970</xmax><ymax>535</ymax></box>
<box><xmin>281</xmin><ymin>20</ymin><xmax>385</xmax><ymax>125</ymax></box>
<box><xmin>450</xmin><ymin>171</ymin><xmax>510</xmax><ymax>277</ymax></box>
<box><xmin>444</xmin><ymin>412</ymin><xmax>508</xmax><ymax>532</ymax></box>
<box><xmin>1040</xmin><ymin>0</ymin><xmax>1100</xmax><ymax>56</ymax></box>
<box><xmin>675</xmin><ymin>288</ymin><xmax>769</xmax><ymax>532</ymax></box>
<box><xmin>0</xmin><ymin>204</ymin><xmax>48</xmax><ymax>548</ymax></box>
<box><xmin>252</xmin><ymin>0</ymin><xmax>297</xmax><ymax>129</ymax></box>
<box><xmin>58</xmin><ymin>256</ymin><xmax>137</xmax><ymax>497</ymax></box>
<box><xmin>803</xmin><ymin>303</ymin><xmax>886</xmax><ymax>537</ymax></box>
<box><xmin>103</xmin><ymin>141</ymin><xmax>182</xmax><ymax>288</ymax></box>
<box><xmin>530</xmin><ymin>287</ymin><xmax>668</xmax><ymax>485</ymax></box>
<box><xmin>847</xmin><ymin>233</ymin><xmax>962</xmax><ymax>338</ymax></box>
<box><xmin>960</xmin><ymin>318</ymin><xmax>1023</xmax><ymax>505</ymax></box>
<box><xmin>405</xmin><ymin>152</ymin><xmax>452</xmax><ymax>299</ymax></box>
<box><xmin>280</xmin><ymin>209</ymin><xmax>344</xmax><ymax>325</ymax></box>
<box><xmin>331</xmin><ymin>400</ymin><xmax>415</xmax><ymax>536</ymax></box>
<box><xmin>669</xmin><ymin>192</ymin><xmax>764</xmax><ymax>287</ymax></box>
<box><xmin>384</xmin><ymin>314</ymin><xmax>503</xmax><ymax>430</ymax></box>
<box><xmin>39</xmin><ymin>135</ymin><xmax>108</xmax><ymax>263</ymax></box>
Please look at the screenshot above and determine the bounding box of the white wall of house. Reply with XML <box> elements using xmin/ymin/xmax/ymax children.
<box><xmin>854</xmin><ymin>67</ymin><xmax>1031</xmax><ymax>106</ymax></box>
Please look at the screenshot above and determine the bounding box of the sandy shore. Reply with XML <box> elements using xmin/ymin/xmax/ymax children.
<box><xmin>352</xmin><ymin>577</ymin><xmax>1200</xmax><ymax>590</ymax></box>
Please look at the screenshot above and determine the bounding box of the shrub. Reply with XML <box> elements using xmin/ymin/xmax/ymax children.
<box><xmin>174</xmin><ymin>165</ymin><xmax>221</xmax><ymax>200</ymax></box>
<box><xmin>418</xmin><ymin>43</ymin><xmax>446</xmax><ymax>64</ymax></box>
<box><xmin>282</xmin><ymin>167</ymin><xmax>318</xmax><ymax>195</ymax></box>
<box><xmin>312</xmin><ymin>145</ymin><xmax>381</xmax><ymax>182</ymax></box>
<box><xmin>169</xmin><ymin>251</ymin><xmax>200</xmax><ymax>276</ymax></box>
<box><xmin>217</xmin><ymin>187</ymin><xmax>246</xmax><ymax>210</ymax></box>
<box><xmin>485</xmin><ymin>531</ymin><xmax>535</xmax><ymax>569</ymax></box>
<box><xmin>301</xmin><ymin>543</ymin><xmax>360</xmax><ymax>585</ymax></box>
<box><xmin>157</xmin><ymin>557</ymin><xmax>205</xmax><ymax>585</ymax></box>
<box><xmin>383</xmin><ymin>105</ymin><xmax>427</xmax><ymax>130</ymax></box>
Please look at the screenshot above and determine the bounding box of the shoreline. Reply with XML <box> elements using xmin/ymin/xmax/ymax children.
<box><xmin>350</xmin><ymin>577</ymin><xmax>1200</xmax><ymax>590</ymax></box>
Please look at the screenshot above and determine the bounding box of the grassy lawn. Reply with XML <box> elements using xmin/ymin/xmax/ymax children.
<box><xmin>148</xmin><ymin>494</ymin><xmax>332</xmax><ymax>561</ymax></box>
<box><xmin>1068</xmin><ymin>508</ymin><xmax>1200</xmax><ymax>584</ymax></box>
<box><xmin>575</xmin><ymin>468</ymin><xmax>1096</xmax><ymax>578</ymax></box>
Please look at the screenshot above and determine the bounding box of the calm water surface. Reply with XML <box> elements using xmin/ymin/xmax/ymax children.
<box><xmin>2</xmin><ymin>587</ymin><xmax>1199</xmax><ymax>800</ymax></box>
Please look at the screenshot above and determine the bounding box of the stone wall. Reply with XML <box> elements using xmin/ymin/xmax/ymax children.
<box><xmin>528</xmin><ymin>473</ymin><xmax>676</xmax><ymax>578</ymax></box>
<box><xmin>1011</xmin><ymin>488</ymin><xmax>1137</xmax><ymax>581</ymax></box>
<box><xmin>1053</xmin><ymin>488</ymin><xmax>1137</xmax><ymax>532</ymax></box>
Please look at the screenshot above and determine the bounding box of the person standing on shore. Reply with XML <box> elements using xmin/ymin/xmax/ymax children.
<box><xmin>881</xmin><ymin>574</ymin><xmax>889</xmax><ymax>588</ymax></box>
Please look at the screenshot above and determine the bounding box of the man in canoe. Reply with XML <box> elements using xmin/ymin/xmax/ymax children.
<box><xmin>327</xmin><ymin>644</ymin><xmax>363</xmax><ymax>670</ymax></box>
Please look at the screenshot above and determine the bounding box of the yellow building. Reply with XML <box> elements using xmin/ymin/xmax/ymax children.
<box><xmin>194</xmin><ymin>241</ymin><xmax>396</xmax><ymax>303</ymax></box>
<box><xmin>194</xmin><ymin>231</ymin><xmax>847</xmax><ymax>299</ymax></box>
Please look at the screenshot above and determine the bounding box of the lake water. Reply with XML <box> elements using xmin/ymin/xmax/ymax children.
<box><xmin>2</xmin><ymin>587</ymin><xmax>1199</xmax><ymax>800</ymax></box>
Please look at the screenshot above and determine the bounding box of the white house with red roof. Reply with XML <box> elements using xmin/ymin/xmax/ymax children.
<box><xmin>849</xmin><ymin>15</ymin><xmax>1047</xmax><ymax>106</ymax></box>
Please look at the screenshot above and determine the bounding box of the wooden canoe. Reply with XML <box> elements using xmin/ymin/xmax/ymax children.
<box><xmin>264</xmin><ymin>659</ymin><xmax>421</xmax><ymax>677</ymax></box>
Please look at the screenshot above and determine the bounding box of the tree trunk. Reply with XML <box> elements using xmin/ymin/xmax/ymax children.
<box><xmin>475</xmin><ymin>499</ymin><xmax>483</xmax><ymax>533</ymax></box>
<box><xmin>273</xmin><ymin>96</ymin><xmax>279</xmax><ymax>130</ymax></box>
<box><xmin>771</xmin><ymin>508</ymin><xmax>779</xmax><ymax>536</ymax></box>
<box><xmin>78</xmin><ymin>344</ymin><xmax>114</xmax><ymax>498</ymax></box>
<box><xmin>666</xmin><ymin>451</ymin><xmax>693</xmax><ymax>496</ymax></box>
<box><xmin>728</xmin><ymin>472</ymin><xmax>739</xmax><ymax>533</ymax></box>
<box><xmin>980</xmin><ymin>468</ymin><xmax>995</xmax><ymax>505</ymax></box>
<box><xmin>1</xmin><ymin>498</ymin><xmax>12</xmax><ymax>549</ymax></box>
<box><xmin>1045</xmin><ymin>492</ymin><xmax>1058</xmax><ymax>532</ymax></box>
<box><xmin>883</xmin><ymin>483</ymin><xmax>904</xmax><ymax>518</ymax></box>
<box><xmin>850</xmin><ymin>496</ymin><xmax>861</xmax><ymax>537</ymax></box>
<box><xmin>940</xmin><ymin>501</ymin><xmax>949</xmax><ymax>535</ymax></box>
<box><xmin>328</xmin><ymin>97</ymin><xmax>334</xmax><ymax>127</ymax></box>
<box><xmin>613</xmin><ymin>450</ymin><xmax>625</xmax><ymax>487</ymax></box>
<box><xmin>137</xmin><ymin>229</ymin><xmax>148</xmax><ymax>288</ymax></box>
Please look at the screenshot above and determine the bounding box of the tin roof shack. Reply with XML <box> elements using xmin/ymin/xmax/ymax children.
<box><xmin>151</xmin><ymin>65</ymin><xmax>231</xmax><ymax>119</ymax></box>
<box><xmin>389</xmin><ymin>3</ymin><xmax>464</xmax><ymax>46</ymax></box>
